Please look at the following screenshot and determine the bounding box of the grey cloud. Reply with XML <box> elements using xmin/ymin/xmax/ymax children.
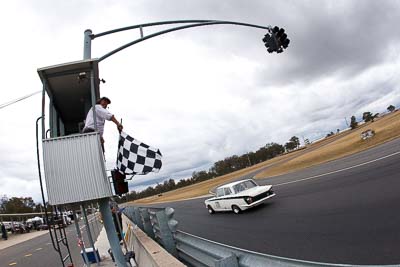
<box><xmin>138</xmin><ymin>0</ymin><xmax>400</xmax><ymax>86</ymax></box>
<box><xmin>256</xmin><ymin>1</ymin><xmax>400</xmax><ymax>86</ymax></box>
<box><xmin>2</xmin><ymin>0</ymin><xmax>400</xmax><ymax>199</ymax></box>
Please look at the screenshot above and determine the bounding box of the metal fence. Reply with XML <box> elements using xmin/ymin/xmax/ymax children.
<box><xmin>123</xmin><ymin>206</ymin><xmax>397</xmax><ymax>267</ymax></box>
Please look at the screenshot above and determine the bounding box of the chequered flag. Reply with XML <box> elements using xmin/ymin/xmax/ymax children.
<box><xmin>116</xmin><ymin>131</ymin><xmax>162</xmax><ymax>175</ymax></box>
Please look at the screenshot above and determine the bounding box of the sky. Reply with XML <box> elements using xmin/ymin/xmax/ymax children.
<box><xmin>1</xmin><ymin>0</ymin><xmax>400</xmax><ymax>202</ymax></box>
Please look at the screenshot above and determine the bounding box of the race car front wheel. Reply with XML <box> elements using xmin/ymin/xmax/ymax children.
<box><xmin>232</xmin><ymin>205</ymin><xmax>241</xmax><ymax>214</ymax></box>
<box><xmin>207</xmin><ymin>205</ymin><xmax>215</xmax><ymax>214</ymax></box>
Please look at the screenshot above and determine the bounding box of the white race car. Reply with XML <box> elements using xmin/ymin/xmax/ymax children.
<box><xmin>205</xmin><ymin>179</ymin><xmax>275</xmax><ymax>214</ymax></box>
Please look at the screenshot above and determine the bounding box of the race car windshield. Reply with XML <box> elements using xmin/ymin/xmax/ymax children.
<box><xmin>233</xmin><ymin>180</ymin><xmax>257</xmax><ymax>193</ymax></box>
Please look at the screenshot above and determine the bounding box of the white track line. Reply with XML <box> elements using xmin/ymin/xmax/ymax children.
<box><xmin>274</xmin><ymin>150</ymin><xmax>400</xmax><ymax>187</ymax></box>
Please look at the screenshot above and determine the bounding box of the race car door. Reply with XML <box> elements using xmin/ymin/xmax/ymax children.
<box><xmin>221</xmin><ymin>187</ymin><xmax>234</xmax><ymax>210</ymax></box>
<box><xmin>214</xmin><ymin>188</ymin><xmax>225</xmax><ymax>211</ymax></box>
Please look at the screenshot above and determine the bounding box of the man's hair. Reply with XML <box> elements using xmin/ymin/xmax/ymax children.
<box><xmin>97</xmin><ymin>97</ymin><xmax>111</xmax><ymax>105</ymax></box>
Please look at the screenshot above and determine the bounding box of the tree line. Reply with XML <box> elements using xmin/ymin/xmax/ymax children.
<box><xmin>350</xmin><ymin>104</ymin><xmax>396</xmax><ymax>130</ymax></box>
<box><xmin>118</xmin><ymin>140</ymin><xmax>302</xmax><ymax>203</ymax></box>
<box><xmin>0</xmin><ymin>196</ymin><xmax>44</xmax><ymax>220</ymax></box>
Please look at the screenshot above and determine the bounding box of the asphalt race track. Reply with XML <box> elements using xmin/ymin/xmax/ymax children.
<box><xmin>0</xmin><ymin>214</ymin><xmax>102</xmax><ymax>267</ymax></box>
<box><xmin>150</xmin><ymin>138</ymin><xmax>400</xmax><ymax>265</ymax></box>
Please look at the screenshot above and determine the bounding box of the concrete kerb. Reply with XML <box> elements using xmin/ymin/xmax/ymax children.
<box><xmin>122</xmin><ymin>214</ymin><xmax>186</xmax><ymax>267</ymax></box>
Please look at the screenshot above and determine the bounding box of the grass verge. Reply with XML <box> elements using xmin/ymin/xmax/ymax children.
<box><xmin>254</xmin><ymin>111</ymin><xmax>400</xmax><ymax>178</ymax></box>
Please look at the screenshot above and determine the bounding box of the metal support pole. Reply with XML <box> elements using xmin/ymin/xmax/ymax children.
<box><xmin>84</xmin><ymin>29</ymin><xmax>98</xmax><ymax>136</ymax></box>
<box><xmin>81</xmin><ymin>204</ymin><xmax>100</xmax><ymax>265</ymax></box>
<box><xmin>89</xmin><ymin>70</ymin><xmax>98</xmax><ymax>132</ymax></box>
<box><xmin>73</xmin><ymin>210</ymin><xmax>90</xmax><ymax>266</ymax></box>
<box><xmin>98</xmin><ymin>20</ymin><xmax>271</xmax><ymax>62</ymax></box>
<box><xmin>82</xmin><ymin>24</ymin><xmax>125</xmax><ymax>267</ymax></box>
<box><xmin>93</xmin><ymin>205</ymin><xmax>101</xmax><ymax>234</ymax></box>
<box><xmin>114</xmin><ymin>209</ymin><xmax>128</xmax><ymax>253</ymax></box>
<box><xmin>41</xmin><ymin>85</ymin><xmax>46</xmax><ymax>140</ymax></box>
<box><xmin>84</xmin><ymin>29</ymin><xmax>92</xmax><ymax>60</ymax></box>
<box><xmin>139</xmin><ymin>26</ymin><xmax>144</xmax><ymax>38</ymax></box>
<box><xmin>90</xmin><ymin>204</ymin><xmax>98</xmax><ymax>233</ymax></box>
<box><xmin>98</xmin><ymin>198</ymin><xmax>127</xmax><ymax>267</ymax></box>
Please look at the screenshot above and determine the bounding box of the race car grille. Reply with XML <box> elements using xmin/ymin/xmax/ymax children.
<box><xmin>252</xmin><ymin>190</ymin><xmax>274</xmax><ymax>202</ymax></box>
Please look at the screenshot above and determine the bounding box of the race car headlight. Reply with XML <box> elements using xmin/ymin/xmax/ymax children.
<box><xmin>244</xmin><ymin>197</ymin><xmax>253</xmax><ymax>204</ymax></box>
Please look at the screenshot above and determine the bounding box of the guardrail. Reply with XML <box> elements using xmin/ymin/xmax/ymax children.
<box><xmin>123</xmin><ymin>206</ymin><xmax>178</xmax><ymax>257</ymax></box>
<box><xmin>122</xmin><ymin>213</ymin><xmax>184</xmax><ymax>267</ymax></box>
<box><xmin>123</xmin><ymin>206</ymin><xmax>398</xmax><ymax>267</ymax></box>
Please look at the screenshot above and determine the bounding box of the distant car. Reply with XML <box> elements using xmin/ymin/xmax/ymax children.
<box><xmin>38</xmin><ymin>224</ymin><xmax>49</xmax><ymax>230</ymax></box>
<box><xmin>26</xmin><ymin>217</ymin><xmax>45</xmax><ymax>230</ymax></box>
<box><xmin>12</xmin><ymin>222</ymin><xmax>26</xmax><ymax>234</ymax></box>
<box><xmin>205</xmin><ymin>179</ymin><xmax>275</xmax><ymax>214</ymax></box>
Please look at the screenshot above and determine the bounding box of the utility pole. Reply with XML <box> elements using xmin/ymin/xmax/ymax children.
<box><xmin>246</xmin><ymin>154</ymin><xmax>252</xmax><ymax>167</ymax></box>
<box><xmin>83</xmin><ymin>30</ymin><xmax>127</xmax><ymax>267</ymax></box>
<box><xmin>83</xmin><ymin>29</ymin><xmax>92</xmax><ymax>60</ymax></box>
<box><xmin>344</xmin><ymin>117</ymin><xmax>349</xmax><ymax>127</ymax></box>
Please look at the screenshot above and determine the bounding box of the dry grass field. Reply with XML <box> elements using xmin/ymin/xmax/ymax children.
<box><xmin>133</xmin><ymin>111</ymin><xmax>400</xmax><ymax>204</ymax></box>
<box><xmin>254</xmin><ymin>111</ymin><xmax>400</xmax><ymax>178</ymax></box>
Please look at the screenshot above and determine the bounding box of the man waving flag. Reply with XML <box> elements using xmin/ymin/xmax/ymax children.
<box><xmin>116</xmin><ymin>131</ymin><xmax>162</xmax><ymax>175</ymax></box>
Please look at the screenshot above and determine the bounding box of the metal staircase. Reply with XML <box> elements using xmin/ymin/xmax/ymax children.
<box><xmin>46</xmin><ymin>206</ymin><xmax>74</xmax><ymax>266</ymax></box>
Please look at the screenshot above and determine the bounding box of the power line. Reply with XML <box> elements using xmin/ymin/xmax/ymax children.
<box><xmin>0</xmin><ymin>90</ymin><xmax>41</xmax><ymax>110</ymax></box>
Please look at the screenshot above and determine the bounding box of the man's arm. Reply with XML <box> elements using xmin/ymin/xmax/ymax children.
<box><xmin>111</xmin><ymin>115</ymin><xmax>123</xmax><ymax>132</ymax></box>
<box><xmin>96</xmin><ymin>106</ymin><xmax>123</xmax><ymax>132</ymax></box>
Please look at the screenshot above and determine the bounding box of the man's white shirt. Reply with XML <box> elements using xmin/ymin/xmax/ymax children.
<box><xmin>84</xmin><ymin>104</ymin><xmax>113</xmax><ymax>136</ymax></box>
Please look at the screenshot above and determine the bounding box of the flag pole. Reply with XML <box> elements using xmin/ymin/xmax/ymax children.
<box><xmin>115</xmin><ymin>119</ymin><xmax>123</xmax><ymax>166</ymax></box>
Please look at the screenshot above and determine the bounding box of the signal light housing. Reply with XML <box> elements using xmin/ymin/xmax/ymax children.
<box><xmin>111</xmin><ymin>169</ymin><xmax>128</xmax><ymax>196</ymax></box>
<box><xmin>262</xmin><ymin>26</ymin><xmax>290</xmax><ymax>53</ymax></box>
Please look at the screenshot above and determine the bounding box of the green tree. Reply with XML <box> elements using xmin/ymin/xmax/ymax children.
<box><xmin>362</xmin><ymin>112</ymin><xmax>373</xmax><ymax>122</ymax></box>
<box><xmin>350</xmin><ymin>115</ymin><xmax>358</xmax><ymax>129</ymax></box>
<box><xmin>254</xmin><ymin>143</ymin><xmax>284</xmax><ymax>163</ymax></box>
<box><xmin>363</xmin><ymin>112</ymin><xmax>379</xmax><ymax>122</ymax></box>
<box><xmin>289</xmin><ymin>136</ymin><xmax>300</xmax><ymax>148</ymax></box>
<box><xmin>213</xmin><ymin>159</ymin><xmax>232</xmax><ymax>176</ymax></box>
<box><xmin>387</xmin><ymin>105</ymin><xmax>395</xmax><ymax>112</ymax></box>
<box><xmin>285</xmin><ymin>141</ymin><xmax>296</xmax><ymax>151</ymax></box>
<box><xmin>1</xmin><ymin>197</ymin><xmax>36</xmax><ymax>214</ymax></box>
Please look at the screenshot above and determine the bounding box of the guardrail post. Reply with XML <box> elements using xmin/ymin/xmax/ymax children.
<box><xmin>133</xmin><ymin>207</ymin><xmax>144</xmax><ymax>231</ymax></box>
<box><xmin>123</xmin><ymin>207</ymin><xmax>135</xmax><ymax>224</ymax></box>
<box><xmin>215</xmin><ymin>254</ymin><xmax>239</xmax><ymax>267</ymax></box>
<box><xmin>153</xmin><ymin>208</ymin><xmax>178</xmax><ymax>256</ymax></box>
<box><xmin>165</xmin><ymin>207</ymin><xmax>178</xmax><ymax>233</ymax></box>
<box><xmin>140</xmin><ymin>208</ymin><xmax>155</xmax><ymax>239</ymax></box>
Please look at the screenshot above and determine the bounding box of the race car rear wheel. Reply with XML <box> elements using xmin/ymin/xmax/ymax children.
<box><xmin>207</xmin><ymin>205</ymin><xmax>215</xmax><ymax>214</ymax></box>
<box><xmin>232</xmin><ymin>205</ymin><xmax>241</xmax><ymax>214</ymax></box>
